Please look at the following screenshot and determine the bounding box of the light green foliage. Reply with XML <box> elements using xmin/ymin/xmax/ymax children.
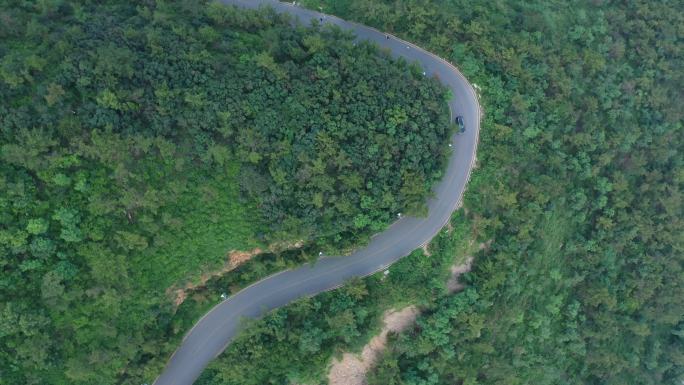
<box><xmin>26</xmin><ymin>218</ymin><xmax>48</xmax><ymax>235</ymax></box>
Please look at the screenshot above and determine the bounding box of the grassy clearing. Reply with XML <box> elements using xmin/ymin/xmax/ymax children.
<box><xmin>132</xmin><ymin>160</ymin><xmax>266</xmax><ymax>291</ymax></box>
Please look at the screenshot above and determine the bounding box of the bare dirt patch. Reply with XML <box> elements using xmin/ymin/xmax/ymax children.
<box><xmin>168</xmin><ymin>238</ymin><xmax>309</xmax><ymax>308</ymax></box>
<box><xmin>326</xmin><ymin>255</ymin><xmax>474</xmax><ymax>385</ymax></box>
<box><xmin>328</xmin><ymin>306</ymin><xmax>419</xmax><ymax>385</ymax></box>
<box><xmin>168</xmin><ymin>247</ymin><xmax>263</xmax><ymax>307</ymax></box>
<box><xmin>167</xmin><ymin>240</ymin><xmax>306</xmax><ymax>308</ymax></box>
<box><xmin>325</xmin><ymin>238</ymin><xmax>491</xmax><ymax>384</ymax></box>
<box><xmin>446</xmin><ymin>256</ymin><xmax>474</xmax><ymax>293</ymax></box>
<box><xmin>446</xmin><ymin>240</ymin><xmax>489</xmax><ymax>293</ymax></box>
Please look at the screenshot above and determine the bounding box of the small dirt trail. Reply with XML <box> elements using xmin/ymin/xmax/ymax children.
<box><xmin>328</xmin><ymin>307</ymin><xmax>419</xmax><ymax>385</ymax></box>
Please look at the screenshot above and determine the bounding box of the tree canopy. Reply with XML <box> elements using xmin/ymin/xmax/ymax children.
<box><xmin>197</xmin><ymin>0</ymin><xmax>684</xmax><ymax>384</ymax></box>
<box><xmin>309</xmin><ymin>1</ymin><xmax>684</xmax><ymax>384</ymax></box>
<box><xmin>0</xmin><ymin>1</ymin><xmax>450</xmax><ymax>384</ymax></box>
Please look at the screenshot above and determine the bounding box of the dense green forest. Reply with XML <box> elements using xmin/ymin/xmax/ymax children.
<box><xmin>195</xmin><ymin>0</ymin><xmax>684</xmax><ymax>384</ymax></box>
<box><xmin>0</xmin><ymin>1</ymin><xmax>451</xmax><ymax>384</ymax></box>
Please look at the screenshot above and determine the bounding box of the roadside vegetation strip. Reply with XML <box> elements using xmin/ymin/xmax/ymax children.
<box><xmin>195</xmin><ymin>209</ymin><xmax>477</xmax><ymax>385</ymax></box>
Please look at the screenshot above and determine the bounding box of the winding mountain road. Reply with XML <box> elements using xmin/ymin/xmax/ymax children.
<box><xmin>154</xmin><ymin>1</ymin><xmax>481</xmax><ymax>384</ymax></box>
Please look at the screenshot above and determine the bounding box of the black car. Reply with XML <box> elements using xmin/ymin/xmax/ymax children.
<box><xmin>455</xmin><ymin>115</ymin><xmax>465</xmax><ymax>133</ymax></box>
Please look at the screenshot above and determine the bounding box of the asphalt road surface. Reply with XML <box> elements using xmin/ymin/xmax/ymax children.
<box><xmin>154</xmin><ymin>1</ymin><xmax>481</xmax><ymax>384</ymax></box>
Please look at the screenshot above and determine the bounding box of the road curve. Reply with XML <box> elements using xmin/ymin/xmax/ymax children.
<box><xmin>154</xmin><ymin>1</ymin><xmax>481</xmax><ymax>384</ymax></box>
